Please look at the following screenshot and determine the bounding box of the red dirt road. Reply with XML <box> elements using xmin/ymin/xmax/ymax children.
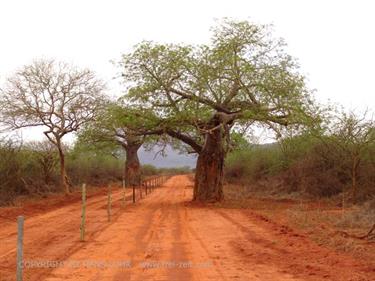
<box><xmin>0</xmin><ymin>175</ymin><xmax>374</xmax><ymax>280</ymax></box>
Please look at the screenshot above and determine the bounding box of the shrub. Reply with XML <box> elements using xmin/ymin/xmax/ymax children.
<box><xmin>225</xmin><ymin>120</ymin><xmax>375</xmax><ymax>201</ymax></box>
<box><xmin>67</xmin><ymin>144</ymin><xmax>123</xmax><ymax>187</ymax></box>
<box><xmin>225</xmin><ymin>144</ymin><xmax>284</xmax><ymax>183</ymax></box>
<box><xmin>0</xmin><ymin>138</ymin><xmax>124</xmax><ymax>205</ymax></box>
<box><xmin>141</xmin><ymin>164</ymin><xmax>159</xmax><ymax>176</ymax></box>
<box><xmin>141</xmin><ymin>164</ymin><xmax>192</xmax><ymax>177</ymax></box>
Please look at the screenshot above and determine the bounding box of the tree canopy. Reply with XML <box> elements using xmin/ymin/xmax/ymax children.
<box><xmin>0</xmin><ymin>59</ymin><xmax>106</xmax><ymax>193</ymax></box>
<box><xmin>119</xmin><ymin>20</ymin><xmax>318</xmax><ymax>201</ymax></box>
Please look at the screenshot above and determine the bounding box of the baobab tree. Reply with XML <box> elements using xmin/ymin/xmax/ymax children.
<box><xmin>0</xmin><ymin>59</ymin><xmax>106</xmax><ymax>194</ymax></box>
<box><xmin>120</xmin><ymin>20</ymin><xmax>318</xmax><ymax>202</ymax></box>
<box><xmin>79</xmin><ymin>104</ymin><xmax>146</xmax><ymax>187</ymax></box>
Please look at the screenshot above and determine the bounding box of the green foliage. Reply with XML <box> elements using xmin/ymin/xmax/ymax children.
<box><xmin>141</xmin><ymin>164</ymin><xmax>192</xmax><ymax>177</ymax></box>
<box><xmin>0</xmin><ymin>138</ymin><xmax>60</xmax><ymax>204</ymax></box>
<box><xmin>0</xmin><ymin>138</ymin><xmax>124</xmax><ymax>205</ymax></box>
<box><xmin>225</xmin><ymin>112</ymin><xmax>375</xmax><ymax>200</ymax></box>
<box><xmin>226</xmin><ymin>144</ymin><xmax>284</xmax><ymax>181</ymax></box>
<box><xmin>119</xmin><ymin>19</ymin><xmax>319</xmax><ymax>155</ymax></box>
<box><xmin>0</xmin><ymin>139</ymin><xmax>24</xmax><ymax>203</ymax></box>
<box><xmin>230</xmin><ymin>132</ymin><xmax>252</xmax><ymax>151</ymax></box>
<box><xmin>280</xmin><ymin>133</ymin><xmax>320</xmax><ymax>167</ymax></box>
<box><xmin>67</xmin><ymin>142</ymin><xmax>124</xmax><ymax>185</ymax></box>
<box><xmin>158</xmin><ymin>166</ymin><xmax>192</xmax><ymax>175</ymax></box>
<box><xmin>141</xmin><ymin>164</ymin><xmax>158</xmax><ymax>176</ymax></box>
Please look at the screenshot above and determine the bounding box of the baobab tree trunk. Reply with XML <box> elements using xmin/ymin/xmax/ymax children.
<box><xmin>124</xmin><ymin>142</ymin><xmax>142</xmax><ymax>187</ymax></box>
<box><xmin>57</xmin><ymin>145</ymin><xmax>71</xmax><ymax>194</ymax></box>
<box><xmin>194</xmin><ymin>125</ymin><xmax>225</xmax><ymax>202</ymax></box>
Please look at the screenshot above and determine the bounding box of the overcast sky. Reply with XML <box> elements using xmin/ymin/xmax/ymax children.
<box><xmin>0</xmin><ymin>0</ymin><xmax>374</xmax><ymax>141</ymax></box>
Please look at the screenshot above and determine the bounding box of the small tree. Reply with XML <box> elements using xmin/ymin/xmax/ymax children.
<box><xmin>79</xmin><ymin>104</ymin><xmax>145</xmax><ymax>187</ymax></box>
<box><xmin>328</xmin><ymin>111</ymin><xmax>374</xmax><ymax>200</ymax></box>
<box><xmin>0</xmin><ymin>59</ymin><xmax>106</xmax><ymax>194</ymax></box>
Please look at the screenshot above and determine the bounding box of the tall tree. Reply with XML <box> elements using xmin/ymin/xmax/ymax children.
<box><xmin>0</xmin><ymin>59</ymin><xmax>106</xmax><ymax>194</ymax></box>
<box><xmin>120</xmin><ymin>20</ymin><xmax>318</xmax><ymax>202</ymax></box>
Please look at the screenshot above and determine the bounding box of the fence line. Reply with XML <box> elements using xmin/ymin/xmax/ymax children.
<box><xmin>16</xmin><ymin>216</ymin><xmax>24</xmax><ymax>281</ymax></box>
<box><xmin>13</xmin><ymin>174</ymin><xmax>172</xmax><ymax>279</ymax></box>
<box><xmin>80</xmin><ymin>184</ymin><xmax>86</xmax><ymax>241</ymax></box>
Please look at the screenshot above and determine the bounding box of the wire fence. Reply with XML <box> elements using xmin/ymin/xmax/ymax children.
<box><xmin>13</xmin><ymin>174</ymin><xmax>171</xmax><ymax>281</ymax></box>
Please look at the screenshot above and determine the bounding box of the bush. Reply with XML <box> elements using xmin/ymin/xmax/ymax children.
<box><xmin>225</xmin><ymin>144</ymin><xmax>284</xmax><ymax>183</ymax></box>
<box><xmin>0</xmin><ymin>138</ymin><xmax>61</xmax><ymax>205</ymax></box>
<box><xmin>67</xmin><ymin>144</ymin><xmax>123</xmax><ymax>187</ymax></box>
<box><xmin>141</xmin><ymin>164</ymin><xmax>159</xmax><ymax>176</ymax></box>
<box><xmin>0</xmin><ymin>138</ymin><xmax>124</xmax><ymax>205</ymax></box>
<box><xmin>225</xmin><ymin>124</ymin><xmax>375</xmax><ymax>201</ymax></box>
<box><xmin>0</xmin><ymin>139</ymin><xmax>24</xmax><ymax>204</ymax></box>
<box><xmin>141</xmin><ymin>164</ymin><xmax>192</xmax><ymax>177</ymax></box>
<box><xmin>158</xmin><ymin>166</ymin><xmax>192</xmax><ymax>175</ymax></box>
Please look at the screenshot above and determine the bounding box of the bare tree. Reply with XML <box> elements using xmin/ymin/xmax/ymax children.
<box><xmin>0</xmin><ymin>59</ymin><xmax>106</xmax><ymax>194</ymax></box>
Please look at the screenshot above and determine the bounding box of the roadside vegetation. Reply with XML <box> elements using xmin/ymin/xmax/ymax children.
<box><xmin>225</xmin><ymin>111</ymin><xmax>375</xmax><ymax>202</ymax></box>
<box><xmin>223</xmin><ymin>110</ymin><xmax>375</xmax><ymax>261</ymax></box>
<box><xmin>0</xmin><ymin>137</ymin><xmax>189</xmax><ymax>205</ymax></box>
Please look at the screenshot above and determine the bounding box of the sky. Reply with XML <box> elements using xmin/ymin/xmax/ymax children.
<box><xmin>0</xmin><ymin>0</ymin><xmax>374</xmax><ymax>143</ymax></box>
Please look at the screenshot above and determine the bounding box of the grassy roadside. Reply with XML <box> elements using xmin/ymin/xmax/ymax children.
<box><xmin>220</xmin><ymin>184</ymin><xmax>375</xmax><ymax>264</ymax></box>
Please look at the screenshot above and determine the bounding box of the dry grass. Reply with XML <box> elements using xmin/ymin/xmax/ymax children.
<box><xmin>285</xmin><ymin>204</ymin><xmax>373</xmax><ymax>257</ymax></box>
<box><xmin>222</xmin><ymin>183</ymin><xmax>375</xmax><ymax>261</ymax></box>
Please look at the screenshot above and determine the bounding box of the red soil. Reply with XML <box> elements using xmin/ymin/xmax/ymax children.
<box><xmin>0</xmin><ymin>175</ymin><xmax>374</xmax><ymax>280</ymax></box>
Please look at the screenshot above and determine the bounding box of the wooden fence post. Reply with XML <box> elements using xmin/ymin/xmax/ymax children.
<box><xmin>16</xmin><ymin>216</ymin><xmax>24</xmax><ymax>281</ymax></box>
<box><xmin>140</xmin><ymin>183</ymin><xmax>143</xmax><ymax>199</ymax></box>
<box><xmin>80</xmin><ymin>184</ymin><xmax>86</xmax><ymax>241</ymax></box>
<box><xmin>132</xmin><ymin>185</ymin><xmax>135</xmax><ymax>203</ymax></box>
<box><xmin>122</xmin><ymin>179</ymin><xmax>126</xmax><ymax>207</ymax></box>
<box><xmin>107</xmin><ymin>185</ymin><xmax>112</xmax><ymax>222</ymax></box>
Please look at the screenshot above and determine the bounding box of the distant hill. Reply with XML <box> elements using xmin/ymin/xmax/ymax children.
<box><xmin>139</xmin><ymin>145</ymin><xmax>197</xmax><ymax>168</ymax></box>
